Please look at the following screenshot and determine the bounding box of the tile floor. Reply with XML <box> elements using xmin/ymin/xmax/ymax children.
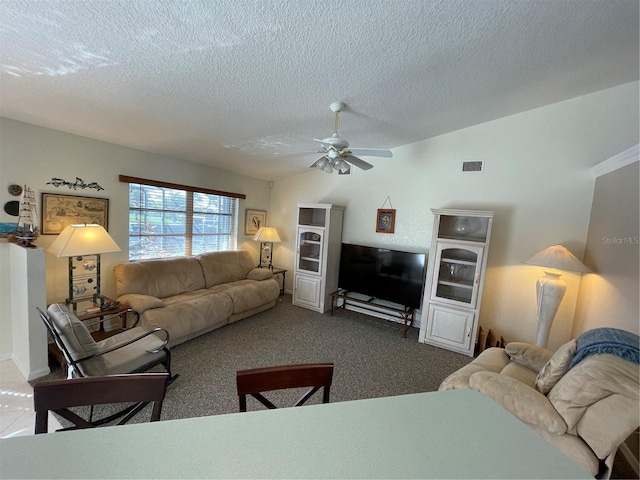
<box><xmin>0</xmin><ymin>360</ymin><xmax>61</xmax><ymax>437</ymax></box>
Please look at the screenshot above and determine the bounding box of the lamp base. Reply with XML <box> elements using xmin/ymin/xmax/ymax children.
<box><xmin>534</xmin><ymin>271</ymin><xmax>567</xmax><ymax>348</ymax></box>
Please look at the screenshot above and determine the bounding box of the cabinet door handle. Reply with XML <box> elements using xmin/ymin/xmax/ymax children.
<box><xmin>467</xmin><ymin>327</ymin><xmax>471</xmax><ymax>337</ymax></box>
<box><xmin>474</xmin><ymin>274</ymin><xmax>479</xmax><ymax>284</ymax></box>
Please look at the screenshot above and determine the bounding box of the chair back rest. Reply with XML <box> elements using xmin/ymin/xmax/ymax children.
<box><xmin>42</xmin><ymin>304</ymin><xmax>106</xmax><ymax>376</ymax></box>
<box><xmin>34</xmin><ymin>373</ymin><xmax>169</xmax><ymax>433</ymax></box>
<box><xmin>236</xmin><ymin>363</ymin><xmax>334</xmax><ymax>412</ymax></box>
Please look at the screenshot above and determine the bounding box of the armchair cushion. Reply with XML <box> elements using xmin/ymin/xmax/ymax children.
<box><xmin>118</xmin><ymin>294</ymin><xmax>166</xmax><ymax>314</ymax></box>
<box><xmin>535</xmin><ymin>339</ymin><xmax>576</xmax><ymax>394</ymax></box>
<box><xmin>47</xmin><ymin>303</ymin><xmax>101</xmax><ymax>360</ymax></box>
<box><xmin>96</xmin><ymin>327</ymin><xmax>168</xmax><ymax>376</ymax></box>
<box><xmin>469</xmin><ymin>371</ymin><xmax>567</xmax><ymax>435</ymax></box>
<box><xmin>505</xmin><ymin>342</ymin><xmax>553</xmax><ymax>373</ymax></box>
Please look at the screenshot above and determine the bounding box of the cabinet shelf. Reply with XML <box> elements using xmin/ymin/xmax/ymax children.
<box><xmin>441</xmin><ymin>257</ymin><xmax>476</xmax><ymax>266</ymax></box>
<box><xmin>438</xmin><ymin>234</ymin><xmax>487</xmax><ymax>243</ymax></box>
<box><xmin>438</xmin><ymin>280</ymin><xmax>473</xmax><ymax>290</ymax></box>
<box><xmin>302</xmin><ymin>240</ymin><xmax>321</xmax><ymax>245</ymax></box>
<box><xmin>300</xmin><ymin>256</ymin><xmax>320</xmax><ymax>263</ymax></box>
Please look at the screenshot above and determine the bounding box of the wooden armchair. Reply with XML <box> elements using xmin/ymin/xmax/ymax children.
<box><xmin>236</xmin><ymin>363</ymin><xmax>334</xmax><ymax>412</ymax></box>
<box><xmin>34</xmin><ymin>373</ymin><xmax>170</xmax><ymax>433</ymax></box>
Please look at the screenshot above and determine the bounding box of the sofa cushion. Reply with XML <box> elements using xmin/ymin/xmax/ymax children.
<box><xmin>535</xmin><ymin>339</ymin><xmax>576</xmax><ymax>395</ymax></box>
<box><xmin>216</xmin><ymin>279</ymin><xmax>280</xmax><ymax>314</ymax></box>
<box><xmin>140</xmin><ymin>290</ymin><xmax>234</xmax><ymax>347</ymax></box>
<box><xmin>115</xmin><ymin>256</ymin><xmax>205</xmax><ymax>298</ymax></box>
<box><xmin>198</xmin><ymin>250</ymin><xmax>255</xmax><ymax>287</ymax></box>
<box><xmin>548</xmin><ymin>354</ymin><xmax>640</xmax><ymax>459</ymax></box>
<box><xmin>505</xmin><ymin>342</ymin><xmax>553</xmax><ymax>373</ymax></box>
<box><xmin>469</xmin><ymin>371</ymin><xmax>567</xmax><ymax>435</ymax></box>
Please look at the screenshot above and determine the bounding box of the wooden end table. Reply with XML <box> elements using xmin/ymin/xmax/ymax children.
<box><xmin>270</xmin><ymin>267</ymin><xmax>287</xmax><ymax>296</ymax></box>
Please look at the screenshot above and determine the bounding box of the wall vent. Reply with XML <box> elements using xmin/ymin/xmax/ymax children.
<box><xmin>461</xmin><ymin>160</ymin><xmax>484</xmax><ymax>173</ymax></box>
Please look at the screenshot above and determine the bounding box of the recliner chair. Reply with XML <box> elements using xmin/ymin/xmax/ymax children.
<box><xmin>439</xmin><ymin>328</ymin><xmax>639</xmax><ymax>478</ymax></box>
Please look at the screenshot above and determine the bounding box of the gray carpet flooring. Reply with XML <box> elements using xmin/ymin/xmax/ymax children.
<box><xmin>40</xmin><ymin>295</ymin><xmax>472</xmax><ymax>420</ymax></box>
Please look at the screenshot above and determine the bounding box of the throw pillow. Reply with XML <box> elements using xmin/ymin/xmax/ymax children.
<box><xmin>535</xmin><ymin>339</ymin><xmax>577</xmax><ymax>395</ymax></box>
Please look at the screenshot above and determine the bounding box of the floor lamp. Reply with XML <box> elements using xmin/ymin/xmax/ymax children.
<box><xmin>47</xmin><ymin>224</ymin><xmax>121</xmax><ymax>312</ymax></box>
<box><xmin>522</xmin><ymin>245</ymin><xmax>590</xmax><ymax>348</ymax></box>
<box><xmin>253</xmin><ymin>227</ymin><xmax>281</xmax><ymax>269</ymax></box>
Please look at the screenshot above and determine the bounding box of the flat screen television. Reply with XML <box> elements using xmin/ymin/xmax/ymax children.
<box><xmin>338</xmin><ymin>243</ymin><xmax>426</xmax><ymax>309</ymax></box>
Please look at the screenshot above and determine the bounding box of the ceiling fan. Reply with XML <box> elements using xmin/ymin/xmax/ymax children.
<box><xmin>309</xmin><ymin>102</ymin><xmax>392</xmax><ymax>174</ymax></box>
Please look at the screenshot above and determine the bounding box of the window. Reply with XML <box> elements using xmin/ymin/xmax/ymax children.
<box><xmin>122</xmin><ymin>176</ymin><xmax>244</xmax><ymax>261</ymax></box>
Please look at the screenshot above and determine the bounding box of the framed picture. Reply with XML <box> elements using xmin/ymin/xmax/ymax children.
<box><xmin>245</xmin><ymin>209</ymin><xmax>267</xmax><ymax>236</ymax></box>
<box><xmin>41</xmin><ymin>193</ymin><xmax>109</xmax><ymax>235</ymax></box>
<box><xmin>376</xmin><ymin>209</ymin><xmax>396</xmax><ymax>234</ymax></box>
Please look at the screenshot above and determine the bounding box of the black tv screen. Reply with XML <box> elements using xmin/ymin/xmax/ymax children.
<box><xmin>338</xmin><ymin>243</ymin><xmax>426</xmax><ymax>309</ymax></box>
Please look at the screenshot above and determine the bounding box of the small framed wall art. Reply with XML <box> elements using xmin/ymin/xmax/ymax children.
<box><xmin>376</xmin><ymin>209</ymin><xmax>396</xmax><ymax>234</ymax></box>
<box><xmin>245</xmin><ymin>209</ymin><xmax>267</xmax><ymax>236</ymax></box>
<box><xmin>41</xmin><ymin>193</ymin><xmax>109</xmax><ymax>234</ymax></box>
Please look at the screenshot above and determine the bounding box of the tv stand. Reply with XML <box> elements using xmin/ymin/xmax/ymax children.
<box><xmin>330</xmin><ymin>290</ymin><xmax>415</xmax><ymax>337</ymax></box>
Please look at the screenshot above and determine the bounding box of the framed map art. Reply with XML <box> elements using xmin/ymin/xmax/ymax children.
<box><xmin>41</xmin><ymin>193</ymin><xmax>109</xmax><ymax>234</ymax></box>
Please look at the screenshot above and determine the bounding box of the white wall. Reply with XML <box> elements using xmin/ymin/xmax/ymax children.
<box><xmin>1</xmin><ymin>82</ymin><xmax>637</xmax><ymax>359</ymax></box>
<box><xmin>0</xmin><ymin>118</ymin><xmax>272</xmax><ymax>360</ymax></box>
<box><xmin>270</xmin><ymin>82</ymin><xmax>639</xmax><ymax>351</ymax></box>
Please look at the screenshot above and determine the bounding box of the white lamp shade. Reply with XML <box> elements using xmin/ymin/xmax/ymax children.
<box><xmin>47</xmin><ymin>224</ymin><xmax>121</xmax><ymax>257</ymax></box>
<box><xmin>253</xmin><ymin>227</ymin><xmax>281</xmax><ymax>243</ymax></box>
<box><xmin>522</xmin><ymin>244</ymin><xmax>590</xmax><ymax>273</ymax></box>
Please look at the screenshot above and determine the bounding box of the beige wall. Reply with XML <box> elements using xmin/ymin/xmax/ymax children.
<box><xmin>573</xmin><ymin>160</ymin><xmax>639</xmax><ymax>337</ymax></box>
<box><xmin>0</xmin><ymin>118</ymin><xmax>272</xmax><ymax>360</ymax></box>
<box><xmin>269</xmin><ymin>82</ymin><xmax>640</xmax><ymax>351</ymax></box>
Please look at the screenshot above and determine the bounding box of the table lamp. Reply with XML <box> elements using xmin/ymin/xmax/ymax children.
<box><xmin>47</xmin><ymin>224</ymin><xmax>121</xmax><ymax>311</ymax></box>
<box><xmin>253</xmin><ymin>227</ymin><xmax>281</xmax><ymax>269</ymax></box>
<box><xmin>522</xmin><ymin>244</ymin><xmax>590</xmax><ymax>347</ymax></box>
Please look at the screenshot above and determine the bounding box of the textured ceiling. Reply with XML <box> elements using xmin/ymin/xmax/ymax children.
<box><xmin>1</xmin><ymin>0</ymin><xmax>638</xmax><ymax>181</ymax></box>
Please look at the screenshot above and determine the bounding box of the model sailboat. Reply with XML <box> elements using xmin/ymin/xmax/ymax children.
<box><xmin>14</xmin><ymin>186</ymin><xmax>39</xmax><ymax>247</ymax></box>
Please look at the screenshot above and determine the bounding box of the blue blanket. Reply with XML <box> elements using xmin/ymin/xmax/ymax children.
<box><xmin>570</xmin><ymin>327</ymin><xmax>640</xmax><ymax>369</ymax></box>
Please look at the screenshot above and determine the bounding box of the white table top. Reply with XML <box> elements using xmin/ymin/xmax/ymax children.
<box><xmin>0</xmin><ymin>389</ymin><xmax>590</xmax><ymax>479</ymax></box>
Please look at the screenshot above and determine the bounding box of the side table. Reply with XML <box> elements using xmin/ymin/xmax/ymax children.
<box><xmin>271</xmin><ymin>267</ymin><xmax>287</xmax><ymax>296</ymax></box>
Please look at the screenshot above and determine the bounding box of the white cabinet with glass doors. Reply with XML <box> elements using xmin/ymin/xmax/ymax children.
<box><xmin>419</xmin><ymin>209</ymin><xmax>493</xmax><ymax>356</ymax></box>
<box><xmin>292</xmin><ymin>203</ymin><xmax>344</xmax><ymax>313</ymax></box>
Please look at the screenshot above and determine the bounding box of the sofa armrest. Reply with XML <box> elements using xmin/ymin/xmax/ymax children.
<box><xmin>505</xmin><ymin>342</ymin><xmax>553</xmax><ymax>373</ymax></box>
<box><xmin>469</xmin><ymin>371</ymin><xmax>567</xmax><ymax>435</ymax></box>
<box><xmin>247</xmin><ymin>268</ymin><xmax>274</xmax><ymax>280</ymax></box>
<box><xmin>118</xmin><ymin>294</ymin><xmax>166</xmax><ymax>314</ymax></box>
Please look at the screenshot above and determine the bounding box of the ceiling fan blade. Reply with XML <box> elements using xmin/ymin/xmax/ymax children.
<box><xmin>275</xmin><ymin>150</ymin><xmax>323</xmax><ymax>157</ymax></box>
<box><xmin>348</xmin><ymin>148</ymin><xmax>393</xmax><ymax>158</ymax></box>
<box><xmin>344</xmin><ymin>155</ymin><xmax>373</xmax><ymax>170</ymax></box>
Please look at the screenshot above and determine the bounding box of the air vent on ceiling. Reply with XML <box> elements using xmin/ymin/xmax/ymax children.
<box><xmin>461</xmin><ymin>160</ymin><xmax>484</xmax><ymax>173</ymax></box>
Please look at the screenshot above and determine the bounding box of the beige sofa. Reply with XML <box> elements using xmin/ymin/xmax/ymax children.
<box><xmin>114</xmin><ymin>250</ymin><xmax>280</xmax><ymax>347</ymax></box>
<box><xmin>439</xmin><ymin>329</ymin><xmax>639</xmax><ymax>478</ymax></box>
